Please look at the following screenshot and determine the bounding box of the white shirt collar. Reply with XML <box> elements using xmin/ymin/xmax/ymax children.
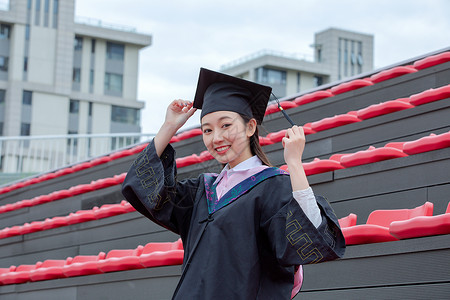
<box><xmin>214</xmin><ymin>156</ymin><xmax>263</xmax><ymax>184</ymax></box>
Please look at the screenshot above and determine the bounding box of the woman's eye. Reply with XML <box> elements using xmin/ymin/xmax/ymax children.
<box><xmin>222</xmin><ymin>123</ymin><xmax>231</xmax><ymax>128</ymax></box>
<box><xmin>203</xmin><ymin>128</ymin><xmax>211</xmax><ymax>134</ymax></box>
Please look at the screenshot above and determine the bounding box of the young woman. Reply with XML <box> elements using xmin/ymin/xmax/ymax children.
<box><xmin>122</xmin><ymin>68</ymin><xmax>345</xmax><ymax>299</ymax></box>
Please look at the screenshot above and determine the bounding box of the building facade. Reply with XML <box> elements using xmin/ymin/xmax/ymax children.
<box><xmin>221</xmin><ymin>28</ymin><xmax>373</xmax><ymax>98</ymax></box>
<box><xmin>0</xmin><ymin>0</ymin><xmax>151</xmax><ymax>139</ymax></box>
<box><xmin>0</xmin><ymin>0</ymin><xmax>151</xmax><ymax>173</ymax></box>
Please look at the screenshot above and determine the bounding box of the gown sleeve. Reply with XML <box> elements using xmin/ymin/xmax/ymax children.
<box><xmin>260</xmin><ymin>177</ymin><xmax>346</xmax><ymax>266</ymax></box>
<box><xmin>121</xmin><ymin>140</ymin><xmax>201</xmax><ymax>236</ymax></box>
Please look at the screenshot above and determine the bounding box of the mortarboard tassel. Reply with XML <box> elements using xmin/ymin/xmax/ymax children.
<box><xmin>272</xmin><ymin>93</ymin><xmax>296</xmax><ymax>126</ymax></box>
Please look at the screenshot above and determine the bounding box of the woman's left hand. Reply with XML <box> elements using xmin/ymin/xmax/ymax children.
<box><xmin>281</xmin><ymin>125</ymin><xmax>306</xmax><ymax>166</ymax></box>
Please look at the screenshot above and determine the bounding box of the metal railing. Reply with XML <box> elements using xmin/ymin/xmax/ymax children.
<box><xmin>0</xmin><ymin>132</ymin><xmax>155</xmax><ymax>174</ymax></box>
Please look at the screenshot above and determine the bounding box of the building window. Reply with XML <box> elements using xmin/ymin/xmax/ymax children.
<box><xmin>23</xmin><ymin>90</ymin><xmax>32</xmax><ymax>105</ymax></box>
<box><xmin>72</xmin><ymin>68</ymin><xmax>81</xmax><ymax>83</ymax></box>
<box><xmin>0</xmin><ymin>56</ymin><xmax>8</xmax><ymax>71</ymax></box>
<box><xmin>53</xmin><ymin>0</ymin><xmax>58</xmax><ymax>28</ymax></box>
<box><xmin>24</xmin><ymin>57</ymin><xmax>28</xmax><ymax>72</ymax></box>
<box><xmin>21</xmin><ymin>123</ymin><xmax>31</xmax><ymax>136</ymax></box>
<box><xmin>91</xmin><ymin>39</ymin><xmax>96</xmax><ymax>53</ymax></box>
<box><xmin>35</xmin><ymin>0</ymin><xmax>41</xmax><ymax>26</ymax></box>
<box><xmin>104</xmin><ymin>73</ymin><xmax>123</xmax><ymax>93</ymax></box>
<box><xmin>74</xmin><ymin>36</ymin><xmax>83</xmax><ymax>50</ymax></box>
<box><xmin>111</xmin><ymin>105</ymin><xmax>140</xmax><ymax>126</ymax></box>
<box><xmin>25</xmin><ymin>25</ymin><xmax>30</xmax><ymax>40</ymax></box>
<box><xmin>69</xmin><ymin>100</ymin><xmax>80</xmax><ymax>114</ymax></box>
<box><xmin>314</xmin><ymin>75</ymin><xmax>323</xmax><ymax>87</ymax></box>
<box><xmin>44</xmin><ymin>0</ymin><xmax>50</xmax><ymax>27</ymax></box>
<box><xmin>106</xmin><ymin>42</ymin><xmax>124</xmax><ymax>60</ymax></box>
<box><xmin>0</xmin><ymin>24</ymin><xmax>10</xmax><ymax>39</ymax></box>
<box><xmin>89</xmin><ymin>69</ymin><xmax>94</xmax><ymax>85</ymax></box>
<box><xmin>255</xmin><ymin>67</ymin><xmax>286</xmax><ymax>85</ymax></box>
<box><xmin>88</xmin><ymin>102</ymin><xmax>93</xmax><ymax>116</ymax></box>
<box><xmin>0</xmin><ymin>90</ymin><xmax>5</xmax><ymax>104</ymax></box>
<box><xmin>296</xmin><ymin>72</ymin><xmax>301</xmax><ymax>93</ymax></box>
<box><xmin>27</xmin><ymin>0</ymin><xmax>32</xmax><ymax>10</ymax></box>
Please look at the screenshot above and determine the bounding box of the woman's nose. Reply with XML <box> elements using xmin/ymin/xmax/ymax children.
<box><xmin>213</xmin><ymin>130</ymin><xmax>224</xmax><ymax>144</ymax></box>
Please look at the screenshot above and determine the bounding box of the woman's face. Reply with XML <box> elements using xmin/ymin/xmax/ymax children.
<box><xmin>201</xmin><ymin>111</ymin><xmax>256</xmax><ymax>168</ymax></box>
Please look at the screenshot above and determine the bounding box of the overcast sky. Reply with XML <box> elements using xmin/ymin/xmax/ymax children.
<box><xmin>75</xmin><ymin>0</ymin><xmax>450</xmax><ymax>134</ymax></box>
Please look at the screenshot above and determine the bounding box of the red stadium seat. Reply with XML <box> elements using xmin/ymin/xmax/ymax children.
<box><xmin>267</xmin><ymin>129</ymin><xmax>287</xmax><ymax>143</ymax></box>
<box><xmin>199</xmin><ymin>150</ymin><xmax>214</xmax><ymax>162</ymax></box>
<box><xmin>139</xmin><ymin>240</ymin><xmax>184</xmax><ymax>268</ymax></box>
<box><xmin>94</xmin><ymin>203</ymin><xmax>128</xmax><ymax>219</ymax></box>
<box><xmin>390</xmin><ymin>202</ymin><xmax>450</xmax><ymax>239</ymax></box>
<box><xmin>342</xmin><ymin>202</ymin><xmax>433</xmax><ymax>245</ymax></box>
<box><xmin>21</xmin><ymin>221</ymin><xmax>44</xmax><ymax>235</ymax></box>
<box><xmin>409</xmin><ymin>84</ymin><xmax>450</xmax><ymax>106</ymax></box>
<box><xmin>1</xmin><ymin>264</ymin><xmax>36</xmax><ymax>285</ymax></box>
<box><xmin>42</xmin><ymin>216</ymin><xmax>69</xmax><ymax>230</ymax></box>
<box><xmin>340</xmin><ymin>146</ymin><xmax>408</xmax><ymax>168</ymax></box>
<box><xmin>403</xmin><ymin>131</ymin><xmax>450</xmax><ymax>155</ymax></box>
<box><xmin>30</xmin><ymin>194</ymin><xmax>53</xmax><ymax>205</ymax></box>
<box><xmin>71</xmin><ymin>161</ymin><xmax>92</xmax><ymax>172</ymax></box>
<box><xmin>302</xmin><ymin>158</ymin><xmax>345</xmax><ymax>176</ymax></box>
<box><xmin>130</xmin><ymin>143</ymin><xmax>148</xmax><ymax>154</ymax></box>
<box><xmin>54</xmin><ymin>167</ymin><xmax>75</xmax><ymax>177</ymax></box>
<box><xmin>0</xmin><ymin>266</ymin><xmax>16</xmax><ymax>285</ymax></box>
<box><xmin>338</xmin><ymin>213</ymin><xmax>357</xmax><ymax>228</ymax></box>
<box><xmin>97</xmin><ymin>246</ymin><xmax>144</xmax><ymax>273</ymax></box>
<box><xmin>29</xmin><ymin>260</ymin><xmax>67</xmax><ymax>282</ymax></box>
<box><xmin>69</xmin><ymin>183</ymin><xmax>96</xmax><ymax>196</ymax></box>
<box><xmin>176</xmin><ymin>154</ymin><xmax>202</xmax><ymax>168</ymax></box>
<box><xmin>113</xmin><ymin>173</ymin><xmax>127</xmax><ymax>184</ymax></box>
<box><xmin>0</xmin><ymin>226</ymin><xmax>22</xmax><ymax>239</ymax></box>
<box><xmin>50</xmin><ymin>189</ymin><xmax>73</xmax><ymax>200</ymax></box>
<box><xmin>310</xmin><ymin>111</ymin><xmax>361</xmax><ymax>132</ymax></box>
<box><xmin>170</xmin><ymin>136</ymin><xmax>180</xmax><ymax>143</ymax></box>
<box><xmin>258</xmin><ymin>136</ymin><xmax>274</xmax><ymax>146</ymax></box>
<box><xmin>66</xmin><ymin>208</ymin><xmax>98</xmax><ymax>225</ymax></box>
<box><xmin>265</xmin><ymin>101</ymin><xmax>298</xmax><ymax>115</ymax></box>
<box><xmin>176</xmin><ymin>128</ymin><xmax>203</xmax><ymax>141</ymax></box>
<box><xmin>302</xmin><ymin>123</ymin><xmax>316</xmax><ymax>135</ymax></box>
<box><xmin>90</xmin><ymin>177</ymin><xmax>118</xmax><ymax>190</ymax></box>
<box><xmin>413</xmin><ymin>51</ymin><xmax>450</xmax><ymax>70</ymax></box>
<box><xmin>330</xmin><ymin>79</ymin><xmax>373</xmax><ymax>95</ymax></box>
<box><xmin>109</xmin><ymin>149</ymin><xmax>134</xmax><ymax>160</ymax></box>
<box><xmin>62</xmin><ymin>252</ymin><xmax>106</xmax><ymax>277</ymax></box>
<box><xmin>370</xmin><ymin>66</ymin><xmax>417</xmax><ymax>83</ymax></box>
<box><xmin>293</xmin><ymin>90</ymin><xmax>334</xmax><ymax>106</ymax></box>
<box><xmin>356</xmin><ymin>98</ymin><xmax>413</xmax><ymax>120</ymax></box>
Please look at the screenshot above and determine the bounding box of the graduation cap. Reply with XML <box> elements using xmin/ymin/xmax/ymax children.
<box><xmin>193</xmin><ymin>68</ymin><xmax>272</xmax><ymax>125</ymax></box>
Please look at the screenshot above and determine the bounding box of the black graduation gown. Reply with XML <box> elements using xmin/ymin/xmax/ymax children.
<box><xmin>122</xmin><ymin>141</ymin><xmax>345</xmax><ymax>300</ymax></box>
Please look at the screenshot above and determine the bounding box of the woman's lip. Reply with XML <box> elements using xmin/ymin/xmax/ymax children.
<box><xmin>215</xmin><ymin>145</ymin><xmax>231</xmax><ymax>155</ymax></box>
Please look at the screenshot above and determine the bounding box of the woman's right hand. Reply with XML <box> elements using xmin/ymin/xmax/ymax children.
<box><xmin>164</xmin><ymin>99</ymin><xmax>197</xmax><ymax>130</ymax></box>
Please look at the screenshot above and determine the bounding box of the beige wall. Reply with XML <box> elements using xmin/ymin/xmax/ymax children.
<box><xmin>31</xmin><ymin>92</ymin><xmax>69</xmax><ymax>135</ymax></box>
<box><xmin>28</xmin><ymin>27</ymin><xmax>57</xmax><ymax>85</ymax></box>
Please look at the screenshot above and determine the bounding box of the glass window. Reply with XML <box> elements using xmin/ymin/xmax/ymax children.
<box><xmin>74</xmin><ymin>36</ymin><xmax>83</xmax><ymax>50</ymax></box>
<box><xmin>44</xmin><ymin>0</ymin><xmax>50</xmax><ymax>12</ymax></box>
<box><xmin>91</xmin><ymin>39</ymin><xmax>96</xmax><ymax>53</ymax></box>
<box><xmin>88</xmin><ymin>102</ymin><xmax>93</xmax><ymax>116</ymax></box>
<box><xmin>69</xmin><ymin>100</ymin><xmax>79</xmax><ymax>114</ymax></box>
<box><xmin>23</xmin><ymin>90</ymin><xmax>32</xmax><ymax>105</ymax></box>
<box><xmin>72</xmin><ymin>68</ymin><xmax>81</xmax><ymax>83</ymax></box>
<box><xmin>25</xmin><ymin>25</ymin><xmax>30</xmax><ymax>40</ymax></box>
<box><xmin>27</xmin><ymin>0</ymin><xmax>32</xmax><ymax>10</ymax></box>
<box><xmin>104</xmin><ymin>73</ymin><xmax>123</xmax><ymax>93</ymax></box>
<box><xmin>314</xmin><ymin>75</ymin><xmax>323</xmax><ymax>87</ymax></box>
<box><xmin>53</xmin><ymin>0</ymin><xmax>58</xmax><ymax>14</ymax></box>
<box><xmin>89</xmin><ymin>69</ymin><xmax>94</xmax><ymax>85</ymax></box>
<box><xmin>111</xmin><ymin>105</ymin><xmax>140</xmax><ymax>126</ymax></box>
<box><xmin>24</xmin><ymin>57</ymin><xmax>28</xmax><ymax>72</ymax></box>
<box><xmin>256</xmin><ymin>67</ymin><xmax>286</xmax><ymax>85</ymax></box>
<box><xmin>0</xmin><ymin>56</ymin><xmax>8</xmax><ymax>71</ymax></box>
<box><xmin>36</xmin><ymin>0</ymin><xmax>41</xmax><ymax>11</ymax></box>
<box><xmin>0</xmin><ymin>24</ymin><xmax>10</xmax><ymax>39</ymax></box>
<box><xmin>0</xmin><ymin>90</ymin><xmax>5</xmax><ymax>104</ymax></box>
<box><xmin>21</xmin><ymin>123</ymin><xmax>31</xmax><ymax>136</ymax></box>
<box><xmin>106</xmin><ymin>42</ymin><xmax>124</xmax><ymax>60</ymax></box>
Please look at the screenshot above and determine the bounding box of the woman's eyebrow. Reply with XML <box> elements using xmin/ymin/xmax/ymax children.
<box><xmin>201</xmin><ymin>116</ymin><xmax>233</xmax><ymax>128</ymax></box>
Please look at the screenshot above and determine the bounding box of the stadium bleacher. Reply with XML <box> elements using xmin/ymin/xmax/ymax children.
<box><xmin>0</xmin><ymin>49</ymin><xmax>449</xmax><ymax>299</ymax></box>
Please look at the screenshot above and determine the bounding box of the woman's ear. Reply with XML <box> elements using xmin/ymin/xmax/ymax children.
<box><xmin>246</xmin><ymin>118</ymin><xmax>257</xmax><ymax>137</ymax></box>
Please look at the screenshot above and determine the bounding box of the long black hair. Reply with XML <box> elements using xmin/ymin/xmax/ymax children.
<box><xmin>240</xmin><ymin>114</ymin><xmax>273</xmax><ymax>167</ymax></box>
